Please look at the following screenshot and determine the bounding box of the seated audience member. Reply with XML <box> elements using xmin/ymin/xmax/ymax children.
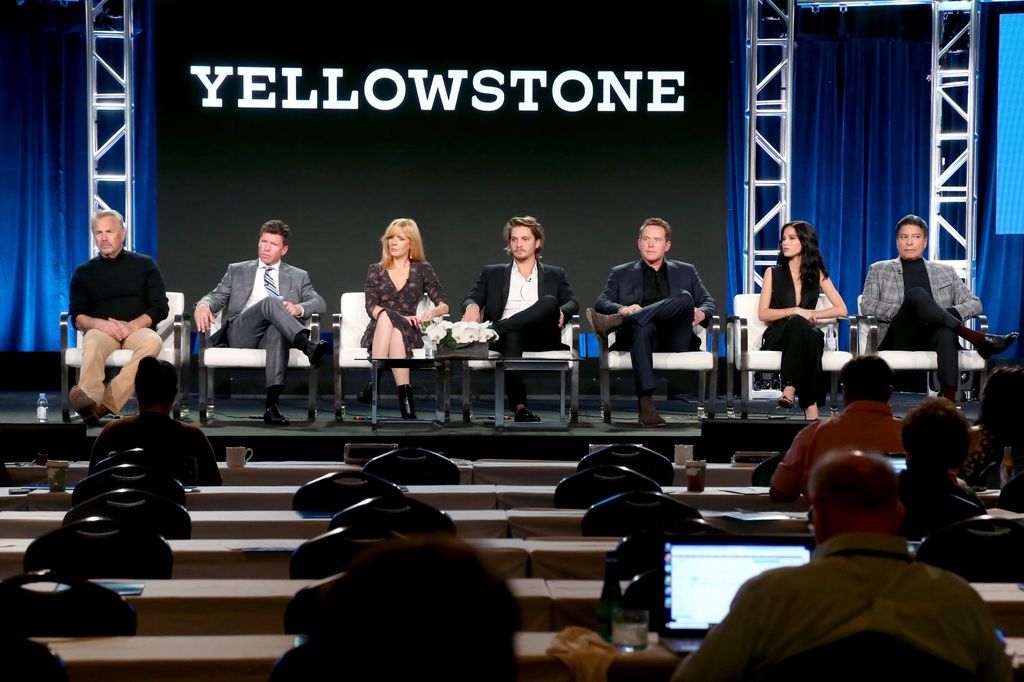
<box><xmin>962</xmin><ymin>365</ymin><xmax>1024</xmax><ymax>486</ymax></box>
<box><xmin>88</xmin><ymin>357</ymin><xmax>221</xmax><ymax>485</ymax></box>
<box><xmin>769</xmin><ymin>355</ymin><xmax>904</xmax><ymax>502</ymax></box>
<box><xmin>671</xmin><ymin>451</ymin><xmax>1011</xmax><ymax>682</ymax></box>
<box><xmin>899</xmin><ymin>398</ymin><xmax>986</xmax><ymax>540</ymax></box>
<box><xmin>287</xmin><ymin>539</ymin><xmax>519</xmax><ymax>682</ymax></box>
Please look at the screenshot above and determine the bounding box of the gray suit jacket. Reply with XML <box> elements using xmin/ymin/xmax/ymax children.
<box><xmin>198</xmin><ymin>260</ymin><xmax>325</xmax><ymax>344</ymax></box>
<box><xmin>861</xmin><ymin>258</ymin><xmax>982</xmax><ymax>345</ymax></box>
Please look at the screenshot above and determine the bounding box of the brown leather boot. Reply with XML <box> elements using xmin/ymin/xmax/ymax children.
<box><xmin>638</xmin><ymin>394</ymin><xmax>667</xmax><ymax>428</ymax></box>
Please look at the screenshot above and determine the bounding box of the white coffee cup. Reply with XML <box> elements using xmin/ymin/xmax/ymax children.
<box><xmin>674</xmin><ymin>444</ymin><xmax>694</xmax><ymax>465</ymax></box>
<box><xmin>226</xmin><ymin>446</ymin><xmax>254</xmax><ymax>468</ymax></box>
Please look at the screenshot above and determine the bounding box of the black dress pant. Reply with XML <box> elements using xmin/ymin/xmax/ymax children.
<box><xmin>761</xmin><ymin>315</ymin><xmax>825</xmax><ymax>410</ymax></box>
<box><xmin>491</xmin><ymin>295</ymin><xmax>562</xmax><ymax>408</ymax></box>
<box><xmin>611</xmin><ymin>291</ymin><xmax>696</xmax><ymax>393</ymax></box>
<box><xmin>879</xmin><ymin>287</ymin><xmax>961</xmax><ymax>390</ymax></box>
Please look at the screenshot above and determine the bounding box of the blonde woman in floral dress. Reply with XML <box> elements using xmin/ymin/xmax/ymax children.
<box><xmin>360</xmin><ymin>219</ymin><xmax>448</xmax><ymax>419</ymax></box>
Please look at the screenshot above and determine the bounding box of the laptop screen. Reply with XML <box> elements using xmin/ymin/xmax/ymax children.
<box><xmin>662</xmin><ymin>538</ymin><xmax>813</xmax><ymax>635</ymax></box>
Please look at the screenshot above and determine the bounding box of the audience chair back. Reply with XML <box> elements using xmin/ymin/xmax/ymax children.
<box><xmin>63</xmin><ymin>489</ymin><xmax>192</xmax><ymax>540</ymax></box>
<box><xmin>0</xmin><ymin>572</ymin><xmax>137</xmax><ymax>636</ymax></box>
<box><xmin>762</xmin><ymin>631</ymin><xmax>972</xmax><ymax>682</ymax></box>
<box><xmin>72</xmin><ymin>464</ymin><xmax>187</xmax><ymax>507</ymax></box>
<box><xmin>0</xmin><ymin>635</ymin><xmax>69</xmax><ymax>682</ymax></box>
<box><xmin>270</xmin><ymin>641</ymin><xmax>333</xmax><ymax>682</ymax></box>
<box><xmin>553</xmin><ymin>465</ymin><xmax>662</xmax><ymax>509</ymax></box>
<box><xmin>328</xmin><ymin>495</ymin><xmax>456</xmax><ymax>536</ymax></box>
<box><xmin>581</xmin><ymin>490</ymin><xmax>701</xmax><ymax>537</ymax></box>
<box><xmin>24</xmin><ymin>517</ymin><xmax>173</xmax><ymax>579</ymax></box>
<box><xmin>998</xmin><ymin>470</ymin><xmax>1024</xmax><ymax>512</ymax></box>
<box><xmin>900</xmin><ymin>491</ymin><xmax>986</xmax><ymax>541</ymax></box>
<box><xmin>622</xmin><ymin>568</ymin><xmax>663</xmax><ymax>614</ymax></box>
<box><xmin>93</xmin><ymin>447</ymin><xmax>199</xmax><ymax>486</ymax></box>
<box><xmin>751</xmin><ymin>453</ymin><xmax>785</xmax><ymax>487</ymax></box>
<box><xmin>578</xmin><ymin>445</ymin><xmax>674</xmax><ymax>486</ymax></box>
<box><xmin>289</xmin><ymin>526</ymin><xmax>401</xmax><ymax>580</ymax></box>
<box><xmin>915</xmin><ymin>515</ymin><xmax>1024</xmax><ymax>582</ymax></box>
<box><xmin>615</xmin><ymin>521</ymin><xmax>727</xmax><ymax>578</ymax></box>
<box><xmin>979</xmin><ymin>462</ymin><xmax>1002</xmax><ymax>493</ymax></box>
<box><xmin>363</xmin><ymin>447</ymin><xmax>460</xmax><ymax>486</ymax></box>
<box><xmin>292</xmin><ymin>470</ymin><xmax>405</xmax><ymax>514</ymax></box>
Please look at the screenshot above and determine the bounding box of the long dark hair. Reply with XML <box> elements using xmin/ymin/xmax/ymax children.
<box><xmin>777</xmin><ymin>220</ymin><xmax>829</xmax><ymax>291</ymax></box>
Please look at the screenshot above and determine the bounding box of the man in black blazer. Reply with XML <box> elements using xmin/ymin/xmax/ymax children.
<box><xmin>587</xmin><ymin>218</ymin><xmax>717</xmax><ymax>426</ymax></box>
<box><xmin>462</xmin><ymin>216</ymin><xmax>578</xmax><ymax>422</ymax></box>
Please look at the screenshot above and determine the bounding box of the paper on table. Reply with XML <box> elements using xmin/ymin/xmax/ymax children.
<box><xmin>717</xmin><ymin>487</ymin><xmax>769</xmax><ymax>495</ymax></box>
<box><xmin>716</xmin><ymin>511</ymin><xmax>808</xmax><ymax>521</ymax></box>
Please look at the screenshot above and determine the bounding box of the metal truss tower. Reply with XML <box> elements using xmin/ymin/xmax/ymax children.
<box><xmin>929</xmin><ymin>1</ymin><xmax>978</xmax><ymax>287</ymax></box>
<box><xmin>744</xmin><ymin>0</ymin><xmax>979</xmax><ymax>293</ymax></box>
<box><xmin>744</xmin><ymin>0</ymin><xmax>795</xmax><ymax>293</ymax></box>
<box><xmin>86</xmin><ymin>0</ymin><xmax>134</xmax><ymax>253</ymax></box>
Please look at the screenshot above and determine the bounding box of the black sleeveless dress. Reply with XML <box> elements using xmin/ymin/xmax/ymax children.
<box><xmin>761</xmin><ymin>266</ymin><xmax>825</xmax><ymax>410</ymax></box>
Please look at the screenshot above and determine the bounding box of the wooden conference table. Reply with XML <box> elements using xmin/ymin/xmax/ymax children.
<box><xmin>37</xmin><ymin>633</ymin><xmax>1024</xmax><ymax>682</ymax></box>
<box><xmin>6</xmin><ymin>459</ymin><xmax>761</xmax><ymax>488</ymax></box>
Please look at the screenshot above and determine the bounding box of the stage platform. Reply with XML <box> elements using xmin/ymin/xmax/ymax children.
<box><xmin>0</xmin><ymin>390</ymin><xmax>976</xmax><ymax>467</ymax></box>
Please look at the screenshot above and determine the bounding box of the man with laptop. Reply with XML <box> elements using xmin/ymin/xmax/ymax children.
<box><xmin>669</xmin><ymin>451</ymin><xmax>1010</xmax><ymax>681</ymax></box>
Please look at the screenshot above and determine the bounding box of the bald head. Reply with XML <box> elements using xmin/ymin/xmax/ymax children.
<box><xmin>809</xmin><ymin>450</ymin><xmax>905</xmax><ymax>543</ymax></box>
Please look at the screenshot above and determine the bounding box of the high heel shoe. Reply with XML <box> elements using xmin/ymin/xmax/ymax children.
<box><xmin>397</xmin><ymin>384</ymin><xmax>417</xmax><ymax>420</ymax></box>
<box><xmin>777</xmin><ymin>394</ymin><xmax>795</xmax><ymax>411</ymax></box>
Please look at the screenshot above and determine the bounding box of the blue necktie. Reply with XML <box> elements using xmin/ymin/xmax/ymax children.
<box><xmin>264</xmin><ymin>266</ymin><xmax>279</xmax><ymax>298</ymax></box>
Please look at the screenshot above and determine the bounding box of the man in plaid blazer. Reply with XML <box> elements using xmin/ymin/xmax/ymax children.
<box><xmin>861</xmin><ymin>214</ymin><xmax>1017</xmax><ymax>401</ymax></box>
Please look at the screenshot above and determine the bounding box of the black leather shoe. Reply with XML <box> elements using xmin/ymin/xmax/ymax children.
<box><xmin>304</xmin><ymin>339</ymin><xmax>329</xmax><ymax>368</ymax></box>
<box><xmin>976</xmin><ymin>332</ymin><xmax>1019</xmax><ymax>359</ymax></box>
<box><xmin>263</xmin><ymin>405</ymin><xmax>291</xmax><ymax>425</ymax></box>
<box><xmin>514</xmin><ymin>407</ymin><xmax>542</xmax><ymax>423</ymax></box>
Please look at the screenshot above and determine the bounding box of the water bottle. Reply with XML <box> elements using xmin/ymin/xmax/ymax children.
<box><xmin>596</xmin><ymin>552</ymin><xmax>623</xmax><ymax>642</ymax></box>
<box><xmin>1001</xmin><ymin>446</ymin><xmax>1015</xmax><ymax>488</ymax></box>
<box><xmin>825</xmin><ymin>323</ymin><xmax>837</xmax><ymax>352</ymax></box>
<box><xmin>36</xmin><ymin>393</ymin><xmax>49</xmax><ymax>422</ymax></box>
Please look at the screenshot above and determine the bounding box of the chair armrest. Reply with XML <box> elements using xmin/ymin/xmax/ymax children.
<box><xmin>709</xmin><ymin>315</ymin><xmax>722</xmax><ymax>359</ymax></box>
<box><xmin>60</xmin><ymin>312</ymin><xmax>70</xmax><ymax>352</ymax></box>
<box><xmin>726</xmin><ymin>315</ymin><xmax>748</xmax><ymax>366</ymax></box>
<box><xmin>845</xmin><ymin>315</ymin><xmax>858</xmax><ymax>356</ymax></box>
<box><xmin>332</xmin><ymin>313</ymin><xmax>342</xmax><ymax>360</ymax></box>
<box><xmin>309</xmin><ymin>313</ymin><xmax>320</xmax><ymax>338</ymax></box>
<box><xmin>976</xmin><ymin>315</ymin><xmax>988</xmax><ymax>335</ymax></box>
<box><xmin>567</xmin><ymin>315</ymin><xmax>580</xmax><ymax>360</ymax></box>
<box><xmin>856</xmin><ymin>314</ymin><xmax>878</xmax><ymax>354</ymax></box>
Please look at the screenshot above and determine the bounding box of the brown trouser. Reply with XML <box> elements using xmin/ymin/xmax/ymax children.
<box><xmin>78</xmin><ymin>327</ymin><xmax>163</xmax><ymax>412</ymax></box>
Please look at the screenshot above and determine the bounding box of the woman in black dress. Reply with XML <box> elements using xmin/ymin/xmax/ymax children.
<box><xmin>360</xmin><ymin>219</ymin><xmax>448</xmax><ymax>418</ymax></box>
<box><xmin>758</xmin><ymin>220</ymin><xmax>846</xmax><ymax>420</ymax></box>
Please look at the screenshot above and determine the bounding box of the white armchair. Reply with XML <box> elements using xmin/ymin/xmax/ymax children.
<box><xmin>198</xmin><ymin>311</ymin><xmax>320</xmax><ymax>423</ymax></box>
<box><xmin>856</xmin><ymin>295</ymin><xmax>987</xmax><ymax>403</ymax></box>
<box><xmin>461</xmin><ymin>317</ymin><xmax>581</xmax><ymax>424</ymax></box>
<box><xmin>60</xmin><ymin>291</ymin><xmax>189</xmax><ymax>421</ymax></box>
<box><xmin>597</xmin><ymin>316</ymin><xmax>719</xmax><ymax>422</ymax></box>
<box><xmin>726</xmin><ymin>294</ymin><xmax>852</xmax><ymax>419</ymax></box>
<box><xmin>332</xmin><ymin>292</ymin><xmax>439</xmax><ymax>421</ymax></box>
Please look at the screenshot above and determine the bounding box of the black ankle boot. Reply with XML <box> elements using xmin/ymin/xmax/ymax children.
<box><xmin>356</xmin><ymin>368</ymin><xmax>384</xmax><ymax>405</ymax></box>
<box><xmin>397</xmin><ymin>384</ymin><xmax>417</xmax><ymax>420</ymax></box>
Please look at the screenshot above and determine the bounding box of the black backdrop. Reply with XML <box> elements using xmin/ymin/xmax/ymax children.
<box><xmin>155</xmin><ymin>4</ymin><xmax>729</xmax><ymax>316</ymax></box>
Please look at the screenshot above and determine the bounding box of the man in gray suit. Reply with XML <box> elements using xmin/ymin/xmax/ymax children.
<box><xmin>862</xmin><ymin>214</ymin><xmax>1016</xmax><ymax>402</ymax></box>
<box><xmin>194</xmin><ymin>220</ymin><xmax>328</xmax><ymax>425</ymax></box>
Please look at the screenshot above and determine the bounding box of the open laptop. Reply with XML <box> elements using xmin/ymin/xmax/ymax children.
<box><xmin>660</xmin><ymin>535</ymin><xmax>814</xmax><ymax>654</ymax></box>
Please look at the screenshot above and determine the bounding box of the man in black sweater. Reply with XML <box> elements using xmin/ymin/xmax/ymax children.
<box><xmin>68</xmin><ymin>210</ymin><xmax>169</xmax><ymax>425</ymax></box>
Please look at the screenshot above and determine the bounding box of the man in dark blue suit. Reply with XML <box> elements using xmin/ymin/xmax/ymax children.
<box><xmin>463</xmin><ymin>216</ymin><xmax>578</xmax><ymax>423</ymax></box>
<box><xmin>587</xmin><ymin>218</ymin><xmax>717</xmax><ymax>426</ymax></box>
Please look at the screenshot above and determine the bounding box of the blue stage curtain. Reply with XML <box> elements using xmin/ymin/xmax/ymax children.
<box><xmin>788</xmin><ymin>18</ymin><xmax>933</xmax><ymax>331</ymax></box>
<box><xmin>0</xmin><ymin>2</ymin><xmax>158</xmax><ymax>352</ymax></box>
<box><xmin>977</xmin><ymin>3</ymin><xmax>1024</xmax><ymax>356</ymax></box>
<box><xmin>725</xmin><ymin>0</ymin><xmax>746</xmax><ymax>326</ymax></box>
<box><xmin>0</xmin><ymin>4</ymin><xmax>89</xmax><ymax>352</ymax></box>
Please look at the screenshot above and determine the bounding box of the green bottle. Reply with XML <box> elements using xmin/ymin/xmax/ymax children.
<box><xmin>596</xmin><ymin>551</ymin><xmax>622</xmax><ymax>642</ymax></box>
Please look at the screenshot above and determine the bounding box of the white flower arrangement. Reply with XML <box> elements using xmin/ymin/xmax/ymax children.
<box><xmin>423</xmin><ymin>319</ymin><xmax>498</xmax><ymax>350</ymax></box>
